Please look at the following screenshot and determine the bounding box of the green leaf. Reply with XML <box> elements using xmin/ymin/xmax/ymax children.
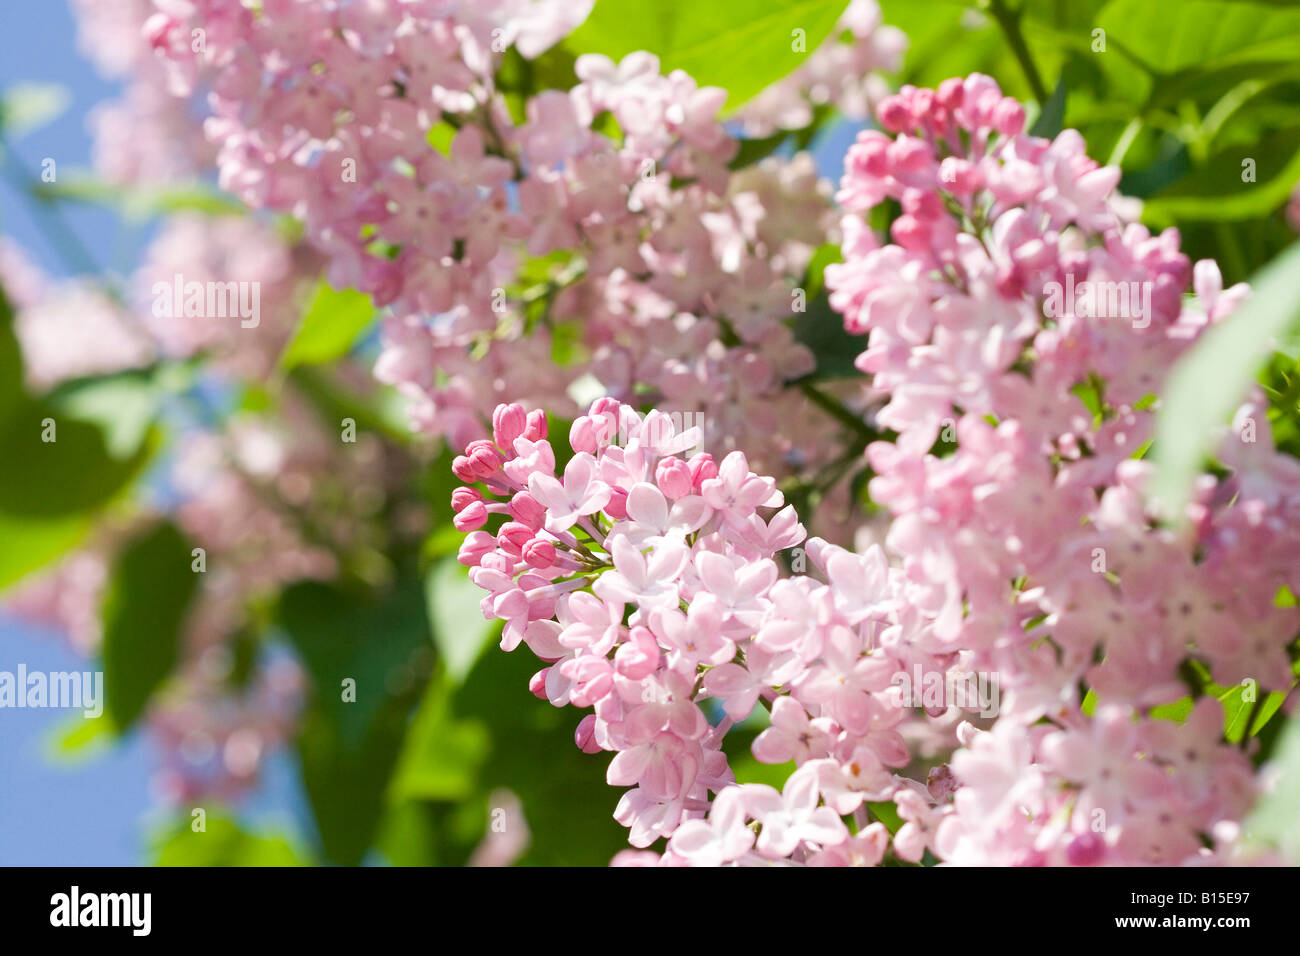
<box><xmin>151</xmin><ymin>814</ymin><xmax>309</xmax><ymax>866</ymax></box>
<box><xmin>279</xmin><ymin>578</ymin><xmax>434</xmax><ymax>865</ymax></box>
<box><xmin>0</xmin><ymin>403</ymin><xmax>156</xmax><ymax>516</ymax></box>
<box><xmin>1151</xmin><ymin>241</ymin><xmax>1300</xmax><ymax>515</ymax></box>
<box><xmin>1141</xmin><ymin>128</ymin><xmax>1300</xmax><ymax>224</ymax></box>
<box><xmin>280</xmin><ymin>283</ymin><xmax>375</xmax><ymax>370</ymax></box>
<box><xmin>791</xmin><ymin>289</ymin><xmax>865</xmax><ymax>382</ymax></box>
<box><xmin>1095</xmin><ymin>0</ymin><xmax>1300</xmax><ymax>77</ymax></box>
<box><xmin>279</xmin><ymin>579</ymin><xmax>432</xmax><ymax>748</ymax></box>
<box><xmin>424</xmin><ymin>556</ymin><xmax>498</xmax><ymax>686</ymax></box>
<box><xmin>388</xmin><ymin>673</ymin><xmax>489</xmax><ymax>803</ymax></box>
<box><xmin>0</xmin><ymin>512</ymin><xmax>91</xmax><ymax>593</ymax></box>
<box><xmin>1029</xmin><ymin>78</ymin><xmax>1067</xmax><ymax>139</ymax></box>
<box><xmin>46</xmin><ymin>363</ymin><xmax>189</xmax><ymax>460</ymax></box>
<box><xmin>100</xmin><ymin>521</ymin><xmax>201</xmax><ymax>732</ymax></box>
<box><xmin>0</xmin><ymin>82</ymin><xmax>70</xmax><ymax>138</ymax></box>
<box><xmin>1243</xmin><ymin>713</ymin><xmax>1300</xmax><ymax>862</ymax></box>
<box><xmin>565</xmin><ymin>0</ymin><xmax>847</xmax><ymax>111</ymax></box>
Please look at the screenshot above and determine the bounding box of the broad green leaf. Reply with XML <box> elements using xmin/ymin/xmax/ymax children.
<box><xmin>279</xmin><ymin>284</ymin><xmax>375</xmax><ymax>370</ymax></box>
<box><xmin>100</xmin><ymin>521</ymin><xmax>201</xmax><ymax>732</ymax></box>
<box><xmin>1151</xmin><ymin>241</ymin><xmax>1300</xmax><ymax>515</ymax></box>
<box><xmin>0</xmin><ymin>403</ymin><xmax>156</xmax><ymax>517</ymax></box>
<box><xmin>1028</xmin><ymin>79</ymin><xmax>1067</xmax><ymax>139</ymax></box>
<box><xmin>424</xmin><ymin>556</ymin><xmax>498</xmax><ymax>686</ymax></box>
<box><xmin>1095</xmin><ymin>0</ymin><xmax>1300</xmax><ymax>77</ymax></box>
<box><xmin>46</xmin><ymin>363</ymin><xmax>190</xmax><ymax>460</ymax></box>
<box><xmin>1244</xmin><ymin>713</ymin><xmax>1300</xmax><ymax>862</ymax></box>
<box><xmin>279</xmin><ymin>578</ymin><xmax>434</xmax><ymax>865</ymax></box>
<box><xmin>0</xmin><ymin>82</ymin><xmax>70</xmax><ymax>138</ymax></box>
<box><xmin>565</xmin><ymin>0</ymin><xmax>847</xmax><ymax>111</ymax></box>
<box><xmin>0</xmin><ymin>511</ymin><xmax>91</xmax><ymax>593</ymax></box>
<box><xmin>0</xmin><ymin>285</ymin><xmax>26</xmax><ymax>420</ymax></box>
<box><xmin>1141</xmin><ymin>129</ymin><xmax>1300</xmax><ymax>224</ymax></box>
<box><xmin>388</xmin><ymin>672</ymin><xmax>489</xmax><ymax>803</ymax></box>
<box><xmin>278</xmin><ymin>578</ymin><xmax>432</xmax><ymax>748</ymax></box>
<box><xmin>151</xmin><ymin>814</ymin><xmax>309</xmax><ymax>866</ymax></box>
<box><xmin>398</xmin><ymin>640</ymin><xmax>630</xmax><ymax>865</ymax></box>
<box><xmin>791</xmin><ymin>289</ymin><xmax>865</xmax><ymax>382</ymax></box>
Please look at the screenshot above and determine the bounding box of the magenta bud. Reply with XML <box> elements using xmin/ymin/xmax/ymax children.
<box><xmin>888</xmin><ymin>136</ymin><xmax>931</xmax><ymax>173</ymax></box>
<box><xmin>574</xmin><ymin>714</ymin><xmax>601</xmax><ymax>753</ymax></box>
<box><xmin>529</xmin><ymin>668</ymin><xmax>551</xmax><ymax>700</ymax></box>
<box><xmin>453</xmin><ymin>500</ymin><xmax>488</xmax><ymax>532</ymax></box>
<box><xmin>522</xmin><ymin>538</ymin><xmax>557</xmax><ymax>569</ymax></box>
<box><xmin>492</xmin><ymin>403</ymin><xmax>528</xmax><ymax>449</ymax></box>
<box><xmin>687</xmin><ymin>452</ymin><xmax>717</xmax><ymax>488</ymax></box>
<box><xmin>523</xmin><ymin>409</ymin><xmax>548</xmax><ymax>441</ymax></box>
<box><xmin>877</xmin><ymin>96</ymin><xmax>912</xmax><ymax>133</ymax></box>
<box><xmin>451</xmin><ymin>487</ymin><xmax>482</xmax><ymax>512</ymax></box>
<box><xmin>451</xmin><ymin>455</ymin><xmax>478</xmax><ymax>483</ymax></box>
<box><xmin>891</xmin><ymin>215</ymin><xmax>931</xmax><ymax>251</ymax></box>
<box><xmin>936</xmin><ymin>77</ymin><xmax>965</xmax><ymax>109</ymax></box>
<box><xmin>509</xmin><ymin>491</ymin><xmax>546</xmax><ymax>530</ymax></box>
<box><xmin>457</xmin><ymin>531</ymin><xmax>496</xmax><ymax>567</ymax></box>
<box><xmin>1065</xmin><ymin>832</ymin><xmax>1106</xmax><ymax>867</ymax></box>
<box><xmin>992</xmin><ymin>98</ymin><xmax>1026</xmax><ymax>137</ymax></box>
<box><xmin>604</xmin><ymin>486</ymin><xmax>628</xmax><ymax>519</ymax></box>
<box><xmin>569</xmin><ymin>416</ymin><xmax>598</xmax><ymax>455</ymax></box>
<box><xmin>465</xmin><ymin>439</ymin><xmax>503</xmax><ymax>478</ymax></box>
<box><xmin>655</xmin><ymin>458</ymin><xmax>693</xmax><ymax>499</ymax></box>
<box><xmin>497</xmin><ymin>521</ymin><xmax>534</xmax><ymax>556</ymax></box>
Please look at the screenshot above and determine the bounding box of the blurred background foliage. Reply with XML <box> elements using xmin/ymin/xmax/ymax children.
<box><xmin>1</xmin><ymin>0</ymin><xmax>1298</xmax><ymax>866</ymax></box>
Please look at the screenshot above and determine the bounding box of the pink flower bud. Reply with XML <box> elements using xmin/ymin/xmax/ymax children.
<box><xmin>992</xmin><ymin>98</ymin><xmax>1025</xmax><ymax>137</ymax></box>
<box><xmin>523</xmin><ymin>409</ymin><xmax>548</xmax><ymax>441</ymax></box>
<box><xmin>497</xmin><ymin>521</ymin><xmax>534</xmax><ymax>556</ymax></box>
<box><xmin>891</xmin><ymin>215</ymin><xmax>931</xmax><ymax>251</ymax></box>
<box><xmin>655</xmin><ymin>458</ymin><xmax>693</xmax><ymax>499</ymax></box>
<box><xmin>901</xmin><ymin>188</ymin><xmax>943</xmax><ymax>221</ymax></box>
<box><xmin>1065</xmin><ymin>832</ymin><xmax>1106</xmax><ymax>867</ymax></box>
<box><xmin>877</xmin><ymin>95</ymin><xmax>912</xmax><ymax>133</ymax></box>
<box><xmin>492</xmin><ymin>403</ymin><xmax>527</xmax><ymax>449</ymax></box>
<box><xmin>451</xmin><ymin>487</ymin><xmax>482</xmax><ymax>512</ymax></box>
<box><xmin>569</xmin><ymin>416</ymin><xmax>598</xmax><ymax>454</ymax></box>
<box><xmin>465</xmin><ymin>439</ymin><xmax>503</xmax><ymax>478</ymax></box>
<box><xmin>451</xmin><ymin>455</ymin><xmax>478</xmax><ymax>483</ymax></box>
<box><xmin>936</xmin><ymin>77</ymin><xmax>965</xmax><ymax>109</ymax></box>
<box><xmin>509</xmin><ymin>491</ymin><xmax>546</xmax><ymax>530</ymax></box>
<box><xmin>453</xmin><ymin>500</ymin><xmax>488</xmax><ymax>532</ymax></box>
<box><xmin>574</xmin><ymin>714</ymin><xmax>601</xmax><ymax>753</ymax></box>
<box><xmin>529</xmin><ymin>668</ymin><xmax>550</xmax><ymax>700</ymax></box>
<box><xmin>938</xmin><ymin>157</ymin><xmax>982</xmax><ymax>196</ymax></box>
<box><xmin>887</xmin><ymin>135</ymin><xmax>931</xmax><ymax>173</ymax></box>
<box><xmin>604</xmin><ymin>486</ymin><xmax>628</xmax><ymax>519</ymax></box>
<box><xmin>847</xmin><ymin>131</ymin><xmax>891</xmax><ymax>178</ymax></box>
<box><xmin>522</xmin><ymin>538</ymin><xmax>557</xmax><ymax>569</ymax></box>
<box><xmin>457</xmin><ymin>531</ymin><xmax>495</xmax><ymax>567</ymax></box>
<box><xmin>687</xmin><ymin>452</ymin><xmax>717</xmax><ymax>489</ymax></box>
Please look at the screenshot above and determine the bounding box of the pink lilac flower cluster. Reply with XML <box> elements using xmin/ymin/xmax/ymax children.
<box><xmin>134</xmin><ymin>214</ymin><xmax>322</xmax><ymax>380</ymax></box>
<box><xmin>70</xmin><ymin>0</ymin><xmax>214</xmax><ymax>185</ymax></box>
<box><xmin>121</xmin><ymin>0</ymin><xmax>875</xmax><ymax>482</ymax></box>
<box><xmin>450</xmin><ymin>398</ymin><xmax>942</xmax><ymax>863</ymax></box>
<box><xmin>824</xmin><ymin>73</ymin><xmax>1300</xmax><ymax>865</ymax></box>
